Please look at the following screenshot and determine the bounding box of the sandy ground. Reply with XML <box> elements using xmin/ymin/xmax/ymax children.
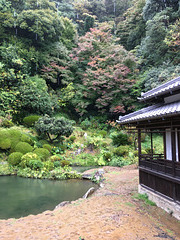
<box><xmin>0</xmin><ymin>165</ymin><xmax>180</xmax><ymax>240</ymax></box>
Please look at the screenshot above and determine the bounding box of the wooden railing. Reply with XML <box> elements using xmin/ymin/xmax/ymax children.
<box><xmin>139</xmin><ymin>154</ymin><xmax>180</xmax><ymax>178</ymax></box>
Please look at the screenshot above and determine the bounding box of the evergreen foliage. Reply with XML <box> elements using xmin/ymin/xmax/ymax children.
<box><xmin>35</xmin><ymin>115</ymin><xmax>74</xmax><ymax>142</ymax></box>
<box><xmin>0</xmin><ymin>0</ymin><xmax>179</xmax><ymax>122</ymax></box>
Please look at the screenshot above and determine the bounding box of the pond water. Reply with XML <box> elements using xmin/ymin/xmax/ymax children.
<box><xmin>0</xmin><ymin>176</ymin><xmax>97</xmax><ymax>219</ymax></box>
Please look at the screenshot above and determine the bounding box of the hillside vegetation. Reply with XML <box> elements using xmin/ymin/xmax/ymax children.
<box><xmin>0</xmin><ymin>0</ymin><xmax>179</xmax><ymax>176</ymax></box>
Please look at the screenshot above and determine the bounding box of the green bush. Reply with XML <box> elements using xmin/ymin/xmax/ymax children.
<box><xmin>73</xmin><ymin>153</ymin><xmax>96</xmax><ymax>166</ymax></box>
<box><xmin>50</xmin><ymin>155</ymin><xmax>62</xmax><ymax>162</ymax></box>
<box><xmin>0</xmin><ymin>129</ymin><xmax>10</xmax><ymax>140</ymax></box>
<box><xmin>99</xmin><ymin>130</ymin><xmax>107</xmax><ymax>138</ymax></box>
<box><xmin>111</xmin><ymin>132</ymin><xmax>129</xmax><ymax>146</ymax></box>
<box><xmin>80</xmin><ymin>118</ymin><xmax>91</xmax><ymax>130</ymax></box>
<box><xmin>113</xmin><ymin>145</ymin><xmax>129</xmax><ymax>156</ymax></box>
<box><xmin>21</xmin><ymin>134</ymin><xmax>34</xmax><ymax>145</ymax></box>
<box><xmin>8</xmin><ymin>152</ymin><xmax>23</xmax><ymax>166</ymax></box>
<box><xmin>54</xmin><ymin>161</ymin><xmax>61</xmax><ymax>168</ymax></box>
<box><xmin>1</xmin><ymin>119</ymin><xmax>14</xmax><ymax>128</ymax></box>
<box><xmin>134</xmin><ymin>149</ymin><xmax>147</xmax><ymax>157</ymax></box>
<box><xmin>8</xmin><ymin>128</ymin><xmax>22</xmax><ymax>139</ymax></box>
<box><xmin>34</xmin><ymin>148</ymin><xmax>50</xmax><ymax>161</ymax></box>
<box><xmin>0</xmin><ymin>138</ymin><xmax>11</xmax><ymax>150</ymax></box>
<box><xmin>21</xmin><ymin>152</ymin><xmax>41</xmax><ymax>162</ymax></box>
<box><xmin>28</xmin><ymin>160</ymin><xmax>44</xmax><ymax>170</ymax></box>
<box><xmin>44</xmin><ymin>161</ymin><xmax>54</xmax><ymax>170</ymax></box>
<box><xmin>8</xmin><ymin>129</ymin><xmax>22</xmax><ymax>151</ymax></box>
<box><xmin>35</xmin><ymin>115</ymin><xmax>74</xmax><ymax>142</ymax></box>
<box><xmin>109</xmin><ymin>156</ymin><xmax>129</xmax><ymax>167</ymax></box>
<box><xmin>69</xmin><ymin>135</ymin><xmax>76</xmax><ymax>142</ymax></box>
<box><xmin>86</xmin><ymin>136</ymin><xmax>103</xmax><ymax>150</ymax></box>
<box><xmin>14</xmin><ymin>142</ymin><xmax>33</xmax><ymax>154</ymax></box>
<box><xmin>23</xmin><ymin>115</ymin><xmax>41</xmax><ymax>127</ymax></box>
<box><xmin>38</xmin><ymin>139</ymin><xmax>48</xmax><ymax>145</ymax></box>
<box><xmin>103</xmin><ymin>151</ymin><xmax>112</xmax><ymax>161</ymax></box>
<box><xmin>43</xmin><ymin>144</ymin><xmax>52</xmax><ymax>152</ymax></box>
<box><xmin>60</xmin><ymin>160</ymin><xmax>70</xmax><ymax>167</ymax></box>
<box><xmin>20</xmin><ymin>153</ymin><xmax>41</xmax><ymax>168</ymax></box>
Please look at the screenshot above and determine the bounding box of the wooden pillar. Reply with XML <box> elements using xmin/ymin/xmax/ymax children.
<box><xmin>171</xmin><ymin>128</ymin><xmax>176</xmax><ymax>177</ymax></box>
<box><xmin>163</xmin><ymin>131</ymin><xmax>166</xmax><ymax>159</ymax></box>
<box><xmin>150</xmin><ymin>132</ymin><xmax>153</xmax><ymax>156</ymax></box>
<box><xmin>171</xmin><ymin>128</ymin><xmax>176</xmax><ymax>201</ymax></box>
<box><xmin>138</xmin><ymin>129</ymin><xmax>141</xmax><ymax>165</ymax></box>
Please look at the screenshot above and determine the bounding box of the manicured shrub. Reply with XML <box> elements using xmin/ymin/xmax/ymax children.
<box><xmin>0</xmin><ymin>139</ymin><xmax>11</xmax><ymax>150</ymax></box>
<box><xmin>20</xmin><ymin>152</ymin><xmax>41</xmax><ymax>168</ymax></box>
<box><xmin>43</xmin><ymin>144</ymin><xmax>52</xmax><ymax>152</ymax></box>
<box><xmin>8</xmin><ymin>129</ymin><xmax>22</xmax><ymax>151</ymax></box>
<box><xmin>60</xmin><ymin>160</ymin><xmax>70</xmax><ymax>167</ymax></box>
<box><xmin>0</xmin><ymin>129</ymin><xmax>10</xmax><ymax>140</ymax></box>
<box><xmin>50</xmin><ymin>155</ymin><xmax>61</xmax><ymax>162</ymax></box>
<box><xmin>21</xmin><ymin>134</ymin><xmax>34</xmax><ymax>145</ymax></box>
<box><xmin>28</xmin><ymin>160</ymin><xmax>44</xmax><ymax>170</ymax></box>
<box><xmin>23</xmin><ymin>115</ymin><xmax>41</xmax><ymax>127</ymax></box>
<box><xmin>8</xmin><ymin>128</ymin><xmax>22</xmax><ymax>139</ymax></box>
<box><xmin>21</xmin><ymin>152</ymin><xmax>41</xmax><ymax>162</ymax></box>
<box><xmin>113</xmin><ymin>145</ymin><xmax>129</xmax><ymax>156</ymax></box>
<box><xmin>8</xmin><ymin>152</ymin><xmax>23</xmax><ymax>166</ymax></box>
<box><xmin>35</xmin><ymin>115</ymin><xmax>74</xmax><ymax>142</ymax></box>
<box><xmin>34</xmin><ymin>148</ymin><xmax>50</xmax><ymax>161</ymax></box>
<box><xmin>39</xmin><ymin>139</ymin><xmax>48</xmax><ymax>145</ymax></box>
<box><xmin>111</xmin><ymin>132</ymin><xmax>129</xmax><ymax>146</ymax></box>
<box><xmin>44</xmin><ymin>161</ymin><xmax>54</xmax><ymax>170</ymax></box>
<box><xmin>14</xmin><ymin>142</ymin><xmax>33</xmax><ymax>154</ymax></box>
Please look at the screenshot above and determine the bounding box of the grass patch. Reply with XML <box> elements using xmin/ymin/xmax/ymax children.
<box><xmin>124</xmin><ymin>202</ymin><xmax>134</xmax><ymax>207</ymax></box>
<box><xmin>133</xmin><ymin>193</ymin><xmax>156</xmax><ymax>206</ymax></box>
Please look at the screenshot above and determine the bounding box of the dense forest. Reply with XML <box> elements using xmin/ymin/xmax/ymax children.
<box><xmin>0</xmin><ymin>0</ymin><xmax>180</xmax><ymax>121</ymax></box>
<box><xmin>0</xmin><ymin>0</ymin><xmax>179</xmax><ymax>181</ymax></box>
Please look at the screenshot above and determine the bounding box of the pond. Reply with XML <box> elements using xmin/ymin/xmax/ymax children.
<box><xmin>0</xmin><ymin>176</ymin><xmax>97</xmax><ymax>219</ymax></box>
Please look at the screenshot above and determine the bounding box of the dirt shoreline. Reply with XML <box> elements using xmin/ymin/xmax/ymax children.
<box><xmin>0</xmin><ymin>165</ymin><xmax>180</xmax><ymax>240</ymax></box>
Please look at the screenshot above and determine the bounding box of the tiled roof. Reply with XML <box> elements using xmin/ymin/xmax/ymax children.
<box><xmin>117</xmin><ymin>101</ymin><xmax>180</xmax><ymax>124</ymax></box>
<box><xmin>140</xmin><ymin>76</ymin><xmax>180</xmax><ymax>101</ymax></box>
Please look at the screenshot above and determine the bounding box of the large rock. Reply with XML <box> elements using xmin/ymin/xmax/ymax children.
<box><xmin>83</xmin><ymin>187</ymin><xmax>96</xmax><ymax>199</ymax></box>
<box><xmin>54</xmin><ymin>201</ymin><xmax>71</xmax><ymax>209</ymax></box>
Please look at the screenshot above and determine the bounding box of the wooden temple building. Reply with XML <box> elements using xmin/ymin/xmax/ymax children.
<box><xmin>117</xmin><ymin>76</ymin><xmax>180</xmax><ymax>220</ymax></box>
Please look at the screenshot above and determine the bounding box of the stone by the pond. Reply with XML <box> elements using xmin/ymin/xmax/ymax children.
<box><xmin>82</xmin><ymin>173</ymin><xmax>92</xmax><ymax>179</ymax></box>
<box><xmin>55</xmin><ymin>201</ymin><xmax>71</xmax><ymax>209</ymax></box>
<box><xmin>83</xmin><ymin>187</ymin><xmax>95</xmax><ymax>199</ymax></box>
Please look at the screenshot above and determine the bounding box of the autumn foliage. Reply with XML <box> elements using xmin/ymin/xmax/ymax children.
<box><xmin>70</xmin><ymin>25</ymin><xmax>136</xmax><ymax>116</ymax></box>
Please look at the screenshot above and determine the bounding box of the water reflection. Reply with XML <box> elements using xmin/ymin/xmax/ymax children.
<box><xmin>0</xmin><ymin>176</ymin><xmax>97</xmax><ymax>219</ymax></box>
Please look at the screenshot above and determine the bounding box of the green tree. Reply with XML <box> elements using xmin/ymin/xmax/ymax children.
<box><xmin>35</xmin><ymin>115</ymin><xmax>74</xmax><ymax>142</ymax></box>
<box><xmin>143</xmin><ymin>0</ymin><xmax>179</xmax><ymax>21</ymax></box>
<box><xmin>70</xmin><ymin>25</ymin><xmax>136</xmax><ymax>116</ymax></box>
<box><xmin>116</xmin><ymin>0</ymin><xmax>146</xmax><ymax>50</ymax></box>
